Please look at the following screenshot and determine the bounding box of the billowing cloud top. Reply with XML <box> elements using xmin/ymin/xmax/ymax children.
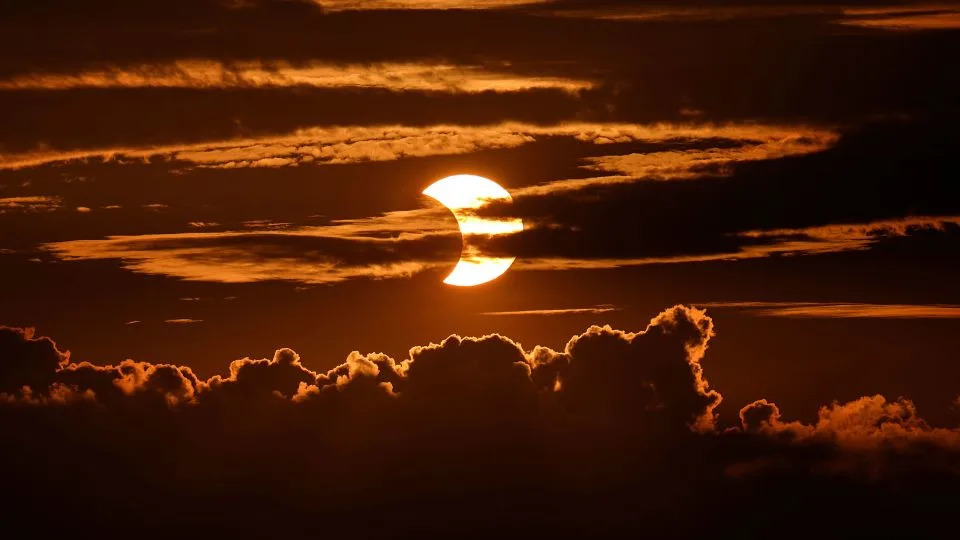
<box><xmin>2</xmin><ymin>306</ymin><xmax>959</xmax><ymax>537</ymax></box>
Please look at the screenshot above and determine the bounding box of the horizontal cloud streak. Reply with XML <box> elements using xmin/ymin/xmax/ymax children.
<box><xmin>312</xmin><ymin>0</ymin><xmax>549</xmax><ymax>10</ymax></box>
<box><xmin>481</xmin><ymin>305</ymin><xmax>619</xmax><ymax>316</ymax></box>
<box><xmin>840</xmin><ymin>5</ymin><xmax>960</xmax><ymax>30</ymax></box>
<box><xmin>512</xmin><ymin>215</ymin><xmax>960</xmax><ymax>271</ymax></box>
<box><xmin>42</xmin><ymin>214</ymin><xmax>960</xmax><ymax>285</ymax></box>
<box><xmin>0</xmin><ymin>60</ymin><xmax>593</xmax><ymax>93</ymax></box>
<box><xmin>698</xmin><ymin>302</ymin><xmax>960</xmax><ymax>319</ymax></box>
<box><xmin>44</xmin><ymin>229</ymin><xmax>460</xmax><ymax>285</ymax></box>
<box><xmin>0</xmin><ymin>196</ymin><xmax>61</xmax><ymax>213</ymax></box>
<box><xmin>0</xmin><ymin>121</ymin><xmax>837</xmax><ymax>171</ymax></box>
<box><xmin>581</xmin><ymin>131</ymin><xmax>836</xmax><ymax>180</ymax></box>
<box><xmin>543</xmin><ymin>3</ymin><xmax>960</xmax><ymax>33</ymax></box>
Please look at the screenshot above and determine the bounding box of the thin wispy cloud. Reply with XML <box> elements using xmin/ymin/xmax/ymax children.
<box><xmin>0</xmin><ymin>122</ymin><xmax>837</xmax><ymax>172</ymax></box>
<box><xmin>43</xmin><ymin>217</ymin><xmax>459</xmax><ymax>284</ymax></box>
<box><xmin>0</xmin><ymin>60</ymin><xmax>592</xmax><ymax>94</ymax></box>
<box><xmin>544</xmin><ymin>5</ymin><xmax>839</xmax><ymax>22</ymax></box>
<box><xmin>581</xmin><ymin>132</ymin><xmax>836</xmax><ymax>180</ymax></box>
<box><xmin>482</xmin><ymin>305</ymin><xmax>620</xmax><ymax>316</ymax></box>
<box><xmin>0</xmin><ymin>196</ymin><xmax>61</xmax><ymax>213</ymax></box>
<box><xmin>515</xmin><ymin>215</ymin><xmax>960</xmax><ymax>272</ymax></box>
<box><xmin>839</xmin><ymin>5</ymin><xmax>960</xmax><ymax>31</ymax></box>
<box><xmin>699</xmin><ymin>302</ymin><xmax>960</xmax><ymax>319</ymax></box>
<box><xmin>311</xmin><ymin>0</ymin><xmax>550</xmax><ymax>10</ymax></box>
<box><xmin>542</xmin><ymin>3</ymin><xmax>960</xmax><ymax>31</ymax></box>
<box><xmin>42</xmin><ymin>215</ymin><xmax>960</xmax><ymax>286</ymax></box>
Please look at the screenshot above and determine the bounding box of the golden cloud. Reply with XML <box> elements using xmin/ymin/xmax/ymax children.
<box><xmin>840</xmin><ymin>5</ymin><xmax>960</xmax><ymax>31</ymax></box>
<box><xmin>0</xmin><ymin>121</ymin><xmax>837</xmax><ymax>171</ymax></box>
<box><xmin>311</xmin><ymin>0</ymin><xmax>549</xmax><ymax>10</ymax></box>
<box><xmin>695</xmin><ymin>302</ymin><xmax>960</xmax><ymax>319</ymax></box>
<box><xmin>0</xmin><ymin>60</ymin><xmax>592</xmax><ymax>93</ymax></box>
<box><xmin>515</xmin><ymin>215</ymin><xmax>960</xmax><ymax>271</ymax></box>
<box><xmin>43</xmin><ymin>214</ymin><xmax>960</xmax><ymax>285</ymax></box>
<box><xmin>0</xmin><ymin>196</ymin><xmax>62</xmax><ymax>213</ymax></box>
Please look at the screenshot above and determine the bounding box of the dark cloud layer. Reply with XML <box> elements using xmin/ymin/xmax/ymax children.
<box><xmin>2</xmin><ymin>306</ymin><xmax>958</xmax><ymax>538</ymax></box>
<box><xmin>481</xmin><ymin>116</ymin><xmax>960</xmax><ymax>261</ymax></box>
<box><xmin>3</xmin><ymin>0</ymin><xmax>960</xmax><ymax>158</ymax></box>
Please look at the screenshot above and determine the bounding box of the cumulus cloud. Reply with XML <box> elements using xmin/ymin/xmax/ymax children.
<box><xmin>4</xmin><ymin>306</ymin><xmax>955</xmax><ymax>450</ymax></box>
<box><xmin>738</xmin><ymin>395</ymin><xmax>960</xmax><ymax>478</ymax></box>
<box><xmin>0</xmin><ymin>326</ymin><xmax>199</xmax><ymax>406</ymax></box>
<box><xmin>2</xmin><ymin>306</ymin><xmax>959</xmax><ymax>536</ymax></box>
<box><xmin>1</xmin><ymin>307</ymin><xmax>720</xmax><ymax>425</ymax></box>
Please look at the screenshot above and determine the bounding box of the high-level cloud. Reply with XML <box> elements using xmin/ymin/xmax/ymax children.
<box><xmin>0</xmin><ymin>60</ymin><xmax>592</xmax><ymax>93</ymax></box>
<box><xmin>0</xmin><ymin>121</ymin><xmax>835</xmax><ymax>171</ymax></box>
<box><xmin>312</xmin><ymin>0</ymin><xmax>550</xmax><ymax>10</ymax></box>
<box><xmin>840</xmin><ymin>5</ymin><xmax>960</xmax><ymax>30</ymax></box>
<box><xmin>0</xmin><ymin>196</ymin><xmax>61</xmax><ymax>213</ymax></box>
<box><xmin>698</xmin><ymin>301</ymin><xmax>960</xmax><ymax>319</ymax></box>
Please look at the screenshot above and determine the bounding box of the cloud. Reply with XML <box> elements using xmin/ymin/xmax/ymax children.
<box><xmin>1</xmin><ymin>306</ymin><xmax>721</xmax><ymax>428</ymax></box>
<box><xmin>697</xmin><ymin>301</ymin><xmax>960</xmax><ymax>319</ymax></box>
<box><xmin>44</xmin><ymin>227</ymin><xmax>461</xmax><ymax>284</ymax></box>
<box><xmin>2</xmin><ymin>306</ymin><xmax>960</xmax><ymax>536</ymax></box>
<box><xmin>0</xmin><ymin>196</ymin><xmax>61</xmax><ymax>213</ymax></box>
<box><xmin>507</xmin><ymin>215</ymin><xmax>960</xmax><ymax>272</ymax></box>
<box><xmin>0</xmin><ymin>327</ymin><xmax>68</xmax><ymax>394</ymax></box>
<box><xmin>42</xmin><ymin>208</ymin><xmax>960</xmax><ymax>286</ymax></box>
<box><xmin>580</xmin><ymin>131</ymin><xmax>836</xmax><ymax>180</ymax></box>
<box><xmin>839</xmin><ymin>5</ymin><xmax>960</xmax><ymax>30</ymax></box>
<box><xmin>481</xmin><ymin>304</ymin><xmax>619</xmax><ymax>316</ymax></box>
<box><xmin>164</xmin><ymin>318</ymin><xmax>203</xmax><ymax>324</ymax></box>
<box><xmin>0</xmin><ymin>121</ymin><xmax>836</xmax><ymax>171</ymax></box>
<box><xmin>739</xmin><ymin>394</ymin><xmax>960</xmax><ymax>478</ymax></box>
<box><xmin>0</xmin><ymin>325</ymin><xmax>199</xmax><ymax>406</ymax></box>
<box><xmin>312</xmin><ymin>0</ymin><xmax>550</xmax><ymax>10</ymax></box>
<box><xmin>541</xmin><ymin>3</ymin><xmax>842</xmax><ymax>22</ymax></box>
<box><xmin>540</xmin><ymin>2</ymin><xmax>960</xmax><ymax>32</ymax></box>
<box><xmin>0</xmin><ymin>60</ymin><xmax>592</xmax><ymax>93</ymax></box>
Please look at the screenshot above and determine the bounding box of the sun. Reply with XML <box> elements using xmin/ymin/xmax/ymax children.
<box><xmin>422</xmin><ymin>174</ymin><xmax>523</xmax><ymax>286</ymax></box>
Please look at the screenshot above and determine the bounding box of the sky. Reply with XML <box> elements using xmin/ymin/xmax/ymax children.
<box><xmin>1</xmin><ymin>1</ymin><xmax>960</xmax><ymax>537</ymax></box>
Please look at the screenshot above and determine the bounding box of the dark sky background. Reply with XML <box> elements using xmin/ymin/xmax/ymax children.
<box><xmin>1</xmin><ymin>1</ymin><xmax>959</xmax><ymax>537</ymax></box>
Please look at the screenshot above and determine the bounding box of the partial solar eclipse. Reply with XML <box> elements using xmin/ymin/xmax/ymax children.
<box><xmin>423</xmin><ymin>174</ymin><xmax>523</xmax><ymax>286</ymax></box>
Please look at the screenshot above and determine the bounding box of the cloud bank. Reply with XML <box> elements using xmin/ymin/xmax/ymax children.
<box><xmin>2</xmin><ymin>305</ymin><xmax>958</xmax><ymax>537</ymax></box>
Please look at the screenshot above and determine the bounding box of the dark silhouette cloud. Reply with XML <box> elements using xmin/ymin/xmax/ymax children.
<box><xmin>1</xmin><ymin>307</ymin><xmax>958</xmax><ymax>538</ymax></box>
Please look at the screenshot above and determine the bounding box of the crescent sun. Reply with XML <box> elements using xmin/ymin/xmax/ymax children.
<box><xmin>422</xmin><ymin>174</ymin><xmax>524</xmax><ymax>287</ymax></box>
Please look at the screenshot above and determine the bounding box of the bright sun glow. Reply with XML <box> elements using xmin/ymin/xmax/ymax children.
<box><xmin>422</xmin><ymin>174</ymin><xmax>524</xmax><ymax>286</ymax></box>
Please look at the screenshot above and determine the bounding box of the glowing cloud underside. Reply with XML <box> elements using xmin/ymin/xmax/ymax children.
<box><xmin>422</xmin><ymin>175</ymin><xmax>523</xmax><ymax>286</ymax></box>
